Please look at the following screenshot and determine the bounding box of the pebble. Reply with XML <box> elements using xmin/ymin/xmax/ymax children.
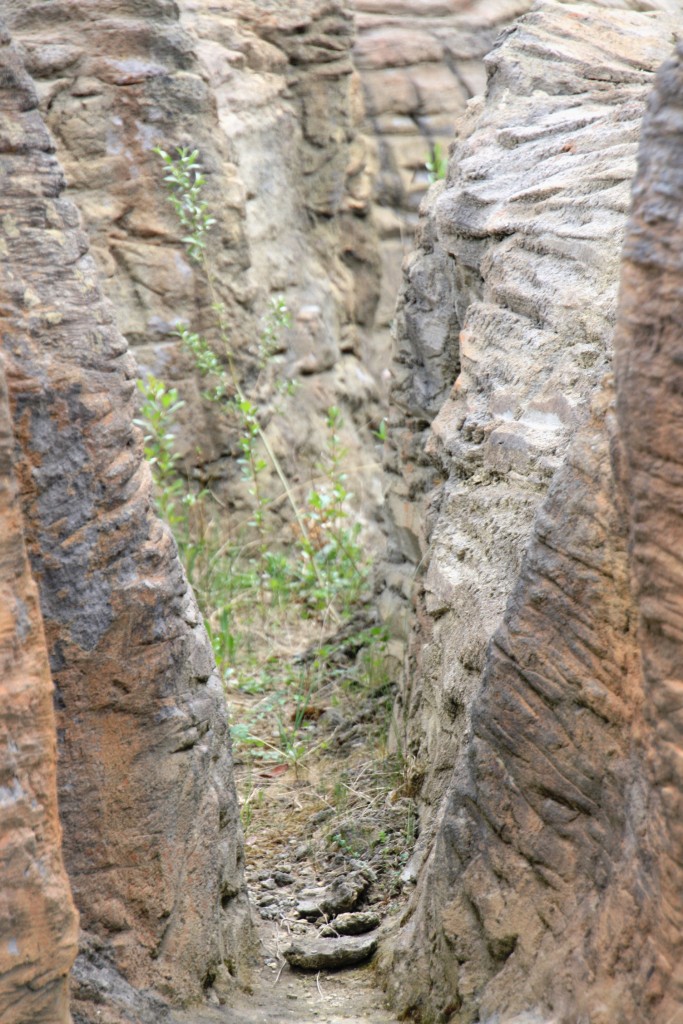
<box><xmin>296</xmin><ymin>871</ymin><xmax>370</xmax><ymax>919</ymax></box>
<box><xmin>273</xmin><ymin>871</ymin><xmax>295</xmax><ymax>886</ymax></box>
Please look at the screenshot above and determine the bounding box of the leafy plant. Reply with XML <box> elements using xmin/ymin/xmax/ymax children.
<box><xmin>134</xmin><ymin>374</ymin><xmax>190</xmax><ymax>532</ymax></box>
<box><xmin>425</xmin><ymin>141</ymin><xmax>448</xmax><ymax>184</ymax></box>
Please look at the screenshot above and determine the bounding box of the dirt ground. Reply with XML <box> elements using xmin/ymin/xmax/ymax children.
<box><xmin>172</xmin><ymin>913</ymin><xmax>401</xmax><ymax>1024</ymax></box>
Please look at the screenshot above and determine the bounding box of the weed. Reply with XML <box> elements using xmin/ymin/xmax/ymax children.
<box><xmin>425</xmin><ymin>141</ymin><xmax>448</xmax><ymax>184</ymax></box>
<box><xmin>138</xmin><ymin>147</ymin><xmax>397</xmax><ymax>863</ymax></box>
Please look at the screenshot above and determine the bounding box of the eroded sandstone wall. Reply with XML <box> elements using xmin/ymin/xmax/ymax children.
<box><xmin>382</xmin><ymin>2</ymin><xmax>683</xmax><ymax>1022</ymax></box>
<box><xmin>6</xmin><ymin>0</ymin><xmax>385</xmax><ymax>538</ymax></box>
<box><xmin>613</xmin><ymin>44</ymin><xmax>683</xmax><ymax>1017</ymax></box>
<box><xmin>0</xmin><ymin>23</ymin><xmax>250</xmax><ymax>1020</ymax></box>
<box><xmin>351</xmin><ymin>0</ymin><xmax>532</xmax><ymax>376</ymax></box>
<box><xmin>0</xmin><ymin>347</ymin><xmax>78</xmax><ymax>1020</ymax></box>
<box><xmin>383</xmin><ymin>0</ymin><xmax>678</xmax><ymax>840</ymax></box>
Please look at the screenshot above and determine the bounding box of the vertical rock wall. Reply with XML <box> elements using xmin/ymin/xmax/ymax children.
<box><xmin>0</xmin><ymin>348</ymin><xmax>78</xmax><ymax>1020</ymax></box>
<box><xmin>382</xmin><ymin>2</ymin><xmax>683</xmax><ymax>1022</ymax></box>
<box><xmin>614</xmin><ymin>43</ymin><xmax>683</xmax><ymax>1019</ymax></box>
<box><xmin>383</xmin><ymin>0</ymin><xmax>677</xmax><ymax>838</ymax></box>
<box><xmin>0</xmin><ymin>23</ymin><xmax>250</xmax><ymax>1020</ymax></box>
<box><xmin>351</xmin><ymin>0</ymin><xmax>532</xmax><ymax>376</ymax></box>
<box><xmin>7</xmin><ymin>0</ymin><xmax>385</xmax><ymax>536</ymax></box>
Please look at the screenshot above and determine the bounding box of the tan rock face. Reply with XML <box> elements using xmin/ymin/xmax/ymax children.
<box><xmin>0</xmin><ymin>21</ymin><xmax>250</xmax><ymax>1019</ymax></box>
<box><xmin>0</xmin><ymin>297</ymin><xmax>78</xmax><ymax>1021</ymax></box>
<box><xmin>382</xmin><ymin>2</ymin><xmax>683</xmax><ymax>1022</ymax></box>
<box><xmin>351</xmin><ymin>0</ymin><xmax>532</xmax><ymax>374</ymax></box>
<box><xmin>383</xmin><ymin>0</ymin><xmax>677</xmax><ymax>837</ymax></box>
<box><xmin>7</xmin><ymin>0</ymin><xmax>385</xmax><ymax>540</ymax></box>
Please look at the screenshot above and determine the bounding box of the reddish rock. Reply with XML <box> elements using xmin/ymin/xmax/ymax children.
<box><xmin>0</xmin><ymin>352</ymin><xmax>78</xmax><ymax>1022</ymax></box>
<box><xmin>0</xmin><ymin>23</ymin><xmax>251</xmax><ymax>1019</ymax></box>
<box><xmin>614</xmin><ymin>40</ymin><xmax>683</xmax><ymax>1020</ymax></box>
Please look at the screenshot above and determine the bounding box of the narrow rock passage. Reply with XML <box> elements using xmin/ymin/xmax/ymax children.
<box><xmin>174</xmin><ymin>621</ymin><xmax>413</xmax><ymax>1023</ymax></box>
<box><xmin>172</xmin><ymin>918</ymin><xmax>399</xmax><ymax>1024</ymax></box>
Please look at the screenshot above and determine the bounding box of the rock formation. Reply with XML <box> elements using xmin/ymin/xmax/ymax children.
<box><xmin>7</xmin><ymin>0</ymin><xmax>683</xmax><ymax>1020</ymax></box>
<box><xmin>613</xmin><ymin>43</ymin><xmax>683</xmax><ymax>1020</ymax></box>
<box><xmin>7</xmin><ymin>0</ymin><xmax>385</xmax><ymax>539</ymax></box>
<box><xmin>383</xmin><ymin>0</ymin><xmax>678</xmax><ymax>832</ymax></box>
<box><xmin>0</xmin><ymin>342</ymin><xmax>78</xmax><ymax>1021</ymax></box>
<box><xmin>382</xmin><ymin>2</ymin><xmax>683</xmax><ymax>1021</ymax></box>
<box><xmin>351</xmin><ymin>0</ymin><xmax>532</xmax><ymax>376</ymax></box>
<box><xmin>0</xmin><ymin>21</ymin><xmax>250</xmax><ymax>1021</ymax></box>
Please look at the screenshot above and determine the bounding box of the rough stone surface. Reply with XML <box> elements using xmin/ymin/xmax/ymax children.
<box><xmin>6</xmin><ymin>0</ymin><xmax>386</xmax><ymax>541</ymax></box>
<box><xmin>284</xmin><ymin>932</ymin><xmax>379</xmax><ymax>971</ymax></box>
<box><xmin>0</xmin><ymin>22</ymin><xmax>251</xmax><ymax>1019</ymax></box>
<box><xmin>296</xmin><ymin>870</ymin><xmax>371</xmax><ymax>920</ymax></box>
<box><xmin>382</xmin><ymin>0</ymin><xmax>678</xmax><ymax>839</ymax></box>
<box><xmin>351</xmin><ymin>0</ymin><xmax>532</xmax><ymax>372</ymax></box>
<box><xmin>385</xmin><ymin>384</ymin><xmax>657</xmax><ymax>1022</ymax></box>
<box><xmin>613</xmin><ymin>43</ymin><xmax>683</xmax><ymax>1020</ymax></box>
<box><xmin>320</xmin><ymin>911</ymin><xmax>380</xmax><ymax>936</ymax></box>
<box><xmin>380</xmin><ymin>3</ymin><xmax>683</xmax><ymax>1023</ymax></box>
<box><xmin>0</xmin><ymin>338</ymin><xmax>78</xmax><ymax>1019</ymax></box>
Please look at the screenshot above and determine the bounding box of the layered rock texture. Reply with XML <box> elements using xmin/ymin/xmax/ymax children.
<box><xmin>384</xmin><ymin>0</ymin><xmax>678</xmax><ymax>824</ymax></box>
<box><xmin>613</xmin><ymin>45</ymin><xmax>683</xmax><ymax>1019</ymax></box>
<box><xmin>0</xmin><ymin>22</ymin><xmax>249</xmax><ymax>1022</ymax></box>
<box><xmin>352</xmin><ymin>0</ymin><xmax>532</xmax><ymax>370</ymax></box>
<box><xmin>6</xmin><ymin>0</ymin><xmax>386</xmax><ymax>537</ymax></box>
<box><xmin>7</xmin><ymin>0</ymin><xmax>683</xmax><ymax>1022</ymax></box>
<box><xmin>0</xmin><ymin>351</ymin><xmax>78</xmax><ymax>1020</ymax></box>
<box><xmin>383</xmin><ymin>2</ymin><xmax>683</xmax><ymax>1022</ymax></box>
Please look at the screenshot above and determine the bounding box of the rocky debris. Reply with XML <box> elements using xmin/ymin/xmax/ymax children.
<box><xmin>297</xmin><ymin>871</ymin><xmax>372</xmax><ymax>920</ymax></box>
<box><xmin>0</xmin><ymin>284</ymin><xmax>78</xmax><ymax>1018</ymax></box>
<box><xmin>382</xmin><ymin>0</ymin><xmax>679</xmax><ymax>843</ymax></box>
<box><xmin>320</xmin><ymin>912</ymin><xmax>380</xmax><ymax>937</ymax></box>
<box><xmin>381</xmin><ymin>3</ymin><xmax>683</xmax><ymax>1023</ymax></box>
<box><xmin>0</xmin><ymin>21</ymin><xmax>252</xmax><ymax>1019</ymax></box>
<box><xmin>284</xmin><ymin>932</ymin><xmax>379</xmax><ymax>971</ymax></box>
<box><xmin>249</xmin><ymin>858</ymin><xmax>376</xmax><ymax>925</ymax></box>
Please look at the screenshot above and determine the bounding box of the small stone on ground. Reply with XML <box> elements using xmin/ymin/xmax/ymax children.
<box><xmin>284</xmin><ymin>932</ymin><xmax>379</xmax><ymax>970</ymax></box>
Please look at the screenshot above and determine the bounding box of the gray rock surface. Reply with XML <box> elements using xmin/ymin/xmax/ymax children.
<box><xmin>284</xmin><ymin>932</ymin><xmax>379</xmax><ymax>970</ymax></box>
<box><xmin>380</xmin><ymin>2</ymin><xmax>683</xmax><ymax>1022</ymax></box>
<box><xmin>320</xmin><ymin>912</ymin><xmax>380</xmax><ymax>936</ymax></box>
<box><xmin>351</xmin><ymin>0</ymin><xmax>533</xmax><ymax>386</ymax></box>
<box><xmin>296</xmin><ymin>871</ymin><xmax>372</xmax><ymax>919</ymax></box>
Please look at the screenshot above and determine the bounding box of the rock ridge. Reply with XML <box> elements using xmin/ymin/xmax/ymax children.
<box><xmin>381</xmin><ymin>2</ymin><xmax>683</xmax><ymax>1022</ymax></box>
<box><xmin>0</xmin><ymin>20</ymin><xmax>251</xmax><ymax>1021</ymax></box>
